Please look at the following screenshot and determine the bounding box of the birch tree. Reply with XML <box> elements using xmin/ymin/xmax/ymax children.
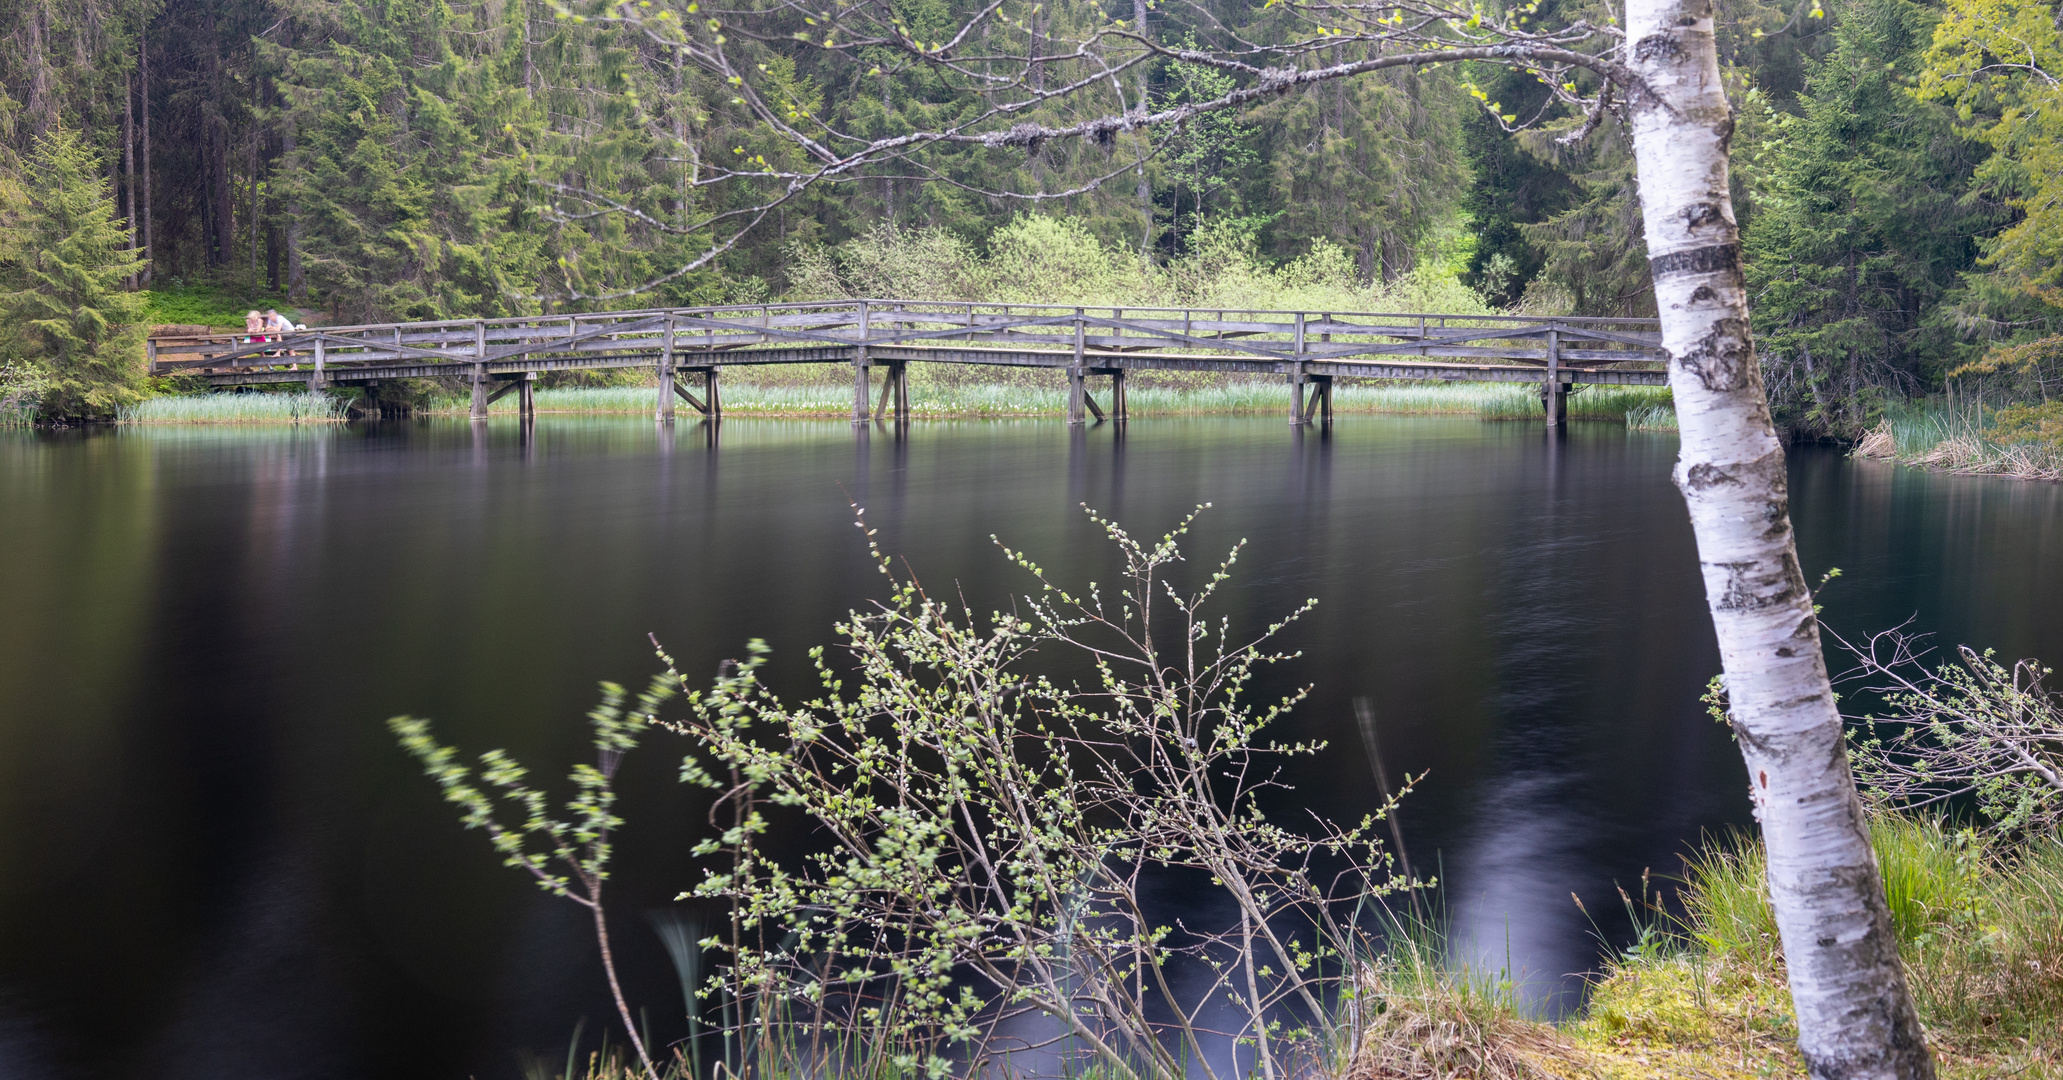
<box><xmin>1622</xmin><ymin>2</ymin><xmax>1934</xmax><ymax>1073</ymax></box>
<box><xmin>542</xmin><ymin>0</ymin><xmax>1935</xmax><ymax>1071</ymax></box>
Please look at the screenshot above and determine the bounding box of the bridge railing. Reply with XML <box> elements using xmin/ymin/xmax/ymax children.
<box><xmin>146</xmin><ymin>299</ymin><xmax>1666</xmax><ymax>378</ymax></box>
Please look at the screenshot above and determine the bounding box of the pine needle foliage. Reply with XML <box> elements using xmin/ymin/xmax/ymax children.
<box><xmin>0</xmin><ymin>128</ymin><xmax>147</xmax><ymax>421</ymax></box>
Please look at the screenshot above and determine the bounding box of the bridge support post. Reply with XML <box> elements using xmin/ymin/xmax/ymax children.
<box><xmin>705</xmin><ymin>366</ymin><xmax>722</xmax><ymax>420</ymax></box>
<box><xmin>656</xmin><ymin>319</ymin><xmax>677</xmax><ymax>423</ymax></box>
<box><xmin>1111</xmin><ymin>368</ymin><xmax>1127</xmax><ymax>421</ymax></box>
<box><xmin>853</xmin><ymin>301</ymin><xmax>872</xmax><ymax>424</ymax></box>
<box><xmin>309</xmin><ymin>336</ymin><xmax>325</xmax><ymax>394</ymax></box>
<box><xmin>468</xmin><ymin>319</ymin><xmax>491</xmax><ymax>421</ymax></box>
<box><xmin>1306</xmin><ymin>374</ymin><xmax>1333</xmax><ymax>426</ymax></box>
<box><xmin>1289</xmin><ymin>313</ymin><xmax>1310</xmax><ymax>426</ymax></box>
<box><xmin>519</xmin><ymin>371</ymin><xmax>536</xmax><ymax>420</ymax></box>
<box><xmin>1542</xmin><ymin>327</ymin><xmax>1564</xmax><ymax>427</ymax></box>
<box><xmin>1067</xmin><ymin>310</ymin><xmax>1087</xmax><ymax>426</ymax></box>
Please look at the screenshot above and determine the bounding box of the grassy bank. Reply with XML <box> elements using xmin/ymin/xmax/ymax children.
<box><xmin>1357</xmin><ymin>814</ymin><xmax>2063</xmax><ymax>1080</ymax></box>
<box><xmin>1856</xmin><ymin>398</ymin><xmax>2063</xmax><ymax>481</ymax></box>
<box><xmin>545</xmin><ymin>812</ymin><xmax>2055</xmax><ymax>1080</ymax></box>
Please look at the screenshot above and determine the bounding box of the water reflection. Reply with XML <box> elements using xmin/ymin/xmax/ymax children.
<box><xmin>1</xmin><ymin>418</ymin><xmax>2060</xmax><ymax>1078</ymax></box>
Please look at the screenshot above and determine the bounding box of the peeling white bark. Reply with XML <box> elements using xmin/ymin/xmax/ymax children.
<box><xmin>1621</xmin><ymin>1</ymin><xmax>1934</xmax><ymax>1076</ymax></box>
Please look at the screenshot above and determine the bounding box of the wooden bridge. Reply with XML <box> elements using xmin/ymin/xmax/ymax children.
<box><xmin>146</xmin><ymin>300</ymin><xmax>1669</xmax><ymax>426</ymax></box>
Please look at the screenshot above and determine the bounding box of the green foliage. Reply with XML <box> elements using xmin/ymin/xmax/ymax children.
<box><xmin>1672</xmin><ymin>814</ymin><xmax>2063</xmax><ymax>1055</ymax></box>
<box><xmin>390</xmin><ymin>676</ymin><xmax>675</xmax><ymax>1080</ymax></box>
<box><xmin>1847</xmin><ymin>638</ymin><xmax>2063</xmax><ymax>835</ymax></box>
<box><xmin>0</xmin><ymin>128</ymin><xmax>147</xmax><ymax>421</ymax></box>
<box><xmin>1992</xmin><ymin>399</ymin><xmax>2063</xmax><ymax>453</ymax></box>
<box><xmin>1513</xmin><ymin>123</ymin><xmax>1652</xmax><ymax>318</ymax></box>
<box><xmin>398</xmin><ymin>508</ymin><xmax>1411</xmax><ymax>1079</ymax></box>
<box><xmin>1456</xmin><ymin>66</ymin><xmax>1578</xmax><ymax>308</ymax></box>
<box><xmin>1744</xmin><ymin>0</ymin><xmax>2001</xmax><ymax>437</ymax></box>
<box><xmin>1156</xmin><ymin>44</ymin><xmax>1259</xmax><ymax>247</ymax></box>
<box><xmin>783</xmin><ymin>212</ymin><xmax>1500</xmax><ymax>316</ymax></box>
<box><xmin>1254</xmin><ymin>67</ymin><xmax>1466</xmax><ymax>281</ymax></box>
<box><xmin>140</xmin><ymin>284</ymin><xmax>303</xmax><ymax>329</ymax></box>
<box><xmin>1919</xmin><ymin>0</ymin><xmax>2063</xmax><ymax>401</ymax></box>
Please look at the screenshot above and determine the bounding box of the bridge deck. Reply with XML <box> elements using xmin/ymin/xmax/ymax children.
<box><xmin>148</xmin><ymin>300</ymin><xmax>1669</xmax><ymax>425</ymax></box>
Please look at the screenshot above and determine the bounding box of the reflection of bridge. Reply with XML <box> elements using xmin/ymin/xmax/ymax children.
<box><xmin>147</xmin><ymin>300</ymin><xmax>1669</xmax><ymax>426</ymax></box>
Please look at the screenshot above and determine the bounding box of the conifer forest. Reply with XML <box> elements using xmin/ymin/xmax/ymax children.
<box><xmin>0</xmin><ymin>0</ymin><xmax>2058</xmax><ymax>438</ymax></box>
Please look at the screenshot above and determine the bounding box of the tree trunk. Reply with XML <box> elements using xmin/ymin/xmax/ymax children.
<box><xmin>1133</xmin><ymin>0</ymin><xmax>1152</xmax><ymax>257</ymax></box>
<box><xmin>125</xmin><ymin>71</ymin><xmax>138</xmax><ymax>289</ymax></box>
<box><xmin>284</xmin><ymin>115</ymin><xmax>304</xmax><ymax>301</ymax></box>
<box><xmin>141</xmin><ymin>35</ymin><xmax>153</xmax><ymax>284</ymax></box>
<box><xmin>213</xmin><ymin>114</ymin><xmax>235</xmax><ymax>266</ymax></box>
<box><xmin>27</xmin><ymin>1</ymin><xmax>54</xmax><ymax>139</ymax></box>
<box><xmin>1622</xmin><ymin>1</ymin><xmax>1934</xmax><ymax>1077</ymax></box>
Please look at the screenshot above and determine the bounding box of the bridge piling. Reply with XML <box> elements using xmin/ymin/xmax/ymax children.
<box><xmin>519</xmin><ymin>371</ymin><xmax>536</xmax><ymax>419</ymax></box>
<box><xmin>853</xmin><ymin>301</ymin><xmax>872</xmax><ymax>425</ymax></box>
<box><xmin>1543</xmin><ymin>328</ymin><xmax>1565</xmax><ymax>427</ymax></box>
<box><xmin>1067</xmin><ymin>310</ymin><xmax>1087</xmax><ymax>426</ymax></box>
<box><xmin>657</xmin><ymin>319</ymin><xmax>677</xmax><ymax>423</ymax></box>
<box><xmin>1290</xmin><ymin>313</ymin><xmax>1311</xmax><ymax>426</ymax></box>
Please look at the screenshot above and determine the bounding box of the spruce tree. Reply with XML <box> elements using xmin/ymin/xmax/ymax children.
<box><xmin>0</xmin><ymin>128</ymin><xmax>148</xmax><ymax>421</ymax></box>
<box><xmin>1743</xmin><ymin>0</ymin><xmax>1999</xmax><ymax>434</ymax></box>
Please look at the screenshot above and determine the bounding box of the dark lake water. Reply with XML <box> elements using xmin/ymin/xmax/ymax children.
<box><xmin>2</xmin><ymin>416</ymin><xmax>2060</xmax><ymax>1080</ymax></box>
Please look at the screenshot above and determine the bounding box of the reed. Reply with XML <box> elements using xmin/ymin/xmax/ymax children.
<box><xmin>119</xmin><ymin>391</ymin><xmax>349</xmax><ymax>424</ymax></box>
<box><xmin>1856</xmin><ymin>398</ymin><xmax>2063</xmax><ymax>481</ymax></box>
<box><xmin>418</xmin><ymin>380</ymin><xmax>1676</xmax><ymax>423</ymax></box>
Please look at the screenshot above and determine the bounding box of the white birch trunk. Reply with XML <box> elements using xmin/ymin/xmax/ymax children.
<box><xmin>1621</xmin><ymin>0</ymin><xmax>1934</xmax><ymax>1075</ymax></box>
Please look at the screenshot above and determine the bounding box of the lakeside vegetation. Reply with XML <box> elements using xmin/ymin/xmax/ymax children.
<box><xmin>401</xmin><ymin>512</ymin><xmax>2063</xmax><ymax>1080</ymax></box>
<box><xmin>0</xmin><ymin>0</ymin><xmax>2056</xmax><ymax>448</ymax></box>
<box><xmin>499</xmin><ymin>814</ymin><xmax>2063</xmax><ymax>1080</ymax></box>
<box><xmin>1856</xmin><ymin>398</ymin><xmax>2063</xmax><ymax>481</ymax></box>
<box><xmin>118</xmin><ymin>391</ymin><xmax>347</xmax><ymax>424</ymax></box>
<box><xmin>110</xmin><ymin>380</ymin><xmax>1680</xmax><ymax>427</ymax></box>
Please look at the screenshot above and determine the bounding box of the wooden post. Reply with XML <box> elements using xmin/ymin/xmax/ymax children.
<box><xmin>469</xmin><ymin>361</ymin><xmax>488</xmax><ymax>419</ymax></box>
<box><xmin>1289</xmin><ymin>312</ymin><xmax>1308</xmax><ymax>426</ymax></box>
<box><xmin>1544</xmin><ymin>326</ymin><xmax>1563</xmax><ymax>427</ymax></box>
<box><xmin>1321</xmin><ymin>376</ymin><xmax>1334</xmax><ymax>426</ymax></box>
<box><xmin>1067</xmin><ymin>309</ymin><xmax>1086</xmax><ymax>425</ymax></box>
<box><xmin>706</xmin><ymin>366</ymin><xmax>721</xmax><ymax>420</ymax></box>
<box><xmin>519</xmin><ymin>371</ymin><xmax>536</xmax><ymax>419</ymax></box>
<box><xmin>895</xmin><ymin>362</ymin><xmax>909</xmax><ymax>423</ymax></box>
<box><xmin>1112</xmin><ymin>368</ymin><xmax>1127</xmax><ymax>421</ymax></box>
<box><xmin>310</xmin><ymin>335</ymin><xmax>325</xmax><ymax>394</ymax></box>
<box><xmin>657</xmin><ymin>318</ymin><xmax>677</xmax><ymax>423</ymax></box>
<box><xmin>853</xmin><ymin>301</ymin><xmax>872</xmax><ymax>424</ymax></box>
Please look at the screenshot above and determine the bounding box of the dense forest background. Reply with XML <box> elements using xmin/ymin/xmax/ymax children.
<box><xmin>0</xmin><ymin>0</ymin><xmax>2057</xmax><ymax>433</ymax></box>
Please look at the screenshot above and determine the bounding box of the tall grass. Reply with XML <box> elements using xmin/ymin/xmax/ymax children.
<box><xmin>1857</xmin><ymin>397</ymin><xmax>2063</xmax><ymax>480</ymax></box>
<box><xmin>1676</xmin><ymin>815</ymin><xmax>2063</xmax><ymax>1052</ymax></box>
<box><xmin>422</xmin><ymin>380</ymin><xmax>1676</xmax><ymax>424</ymax></box>
<box><xmin>119</xmin><ymin>391</ymin><xmax>349</xmax><ymax>424</ymax></box>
